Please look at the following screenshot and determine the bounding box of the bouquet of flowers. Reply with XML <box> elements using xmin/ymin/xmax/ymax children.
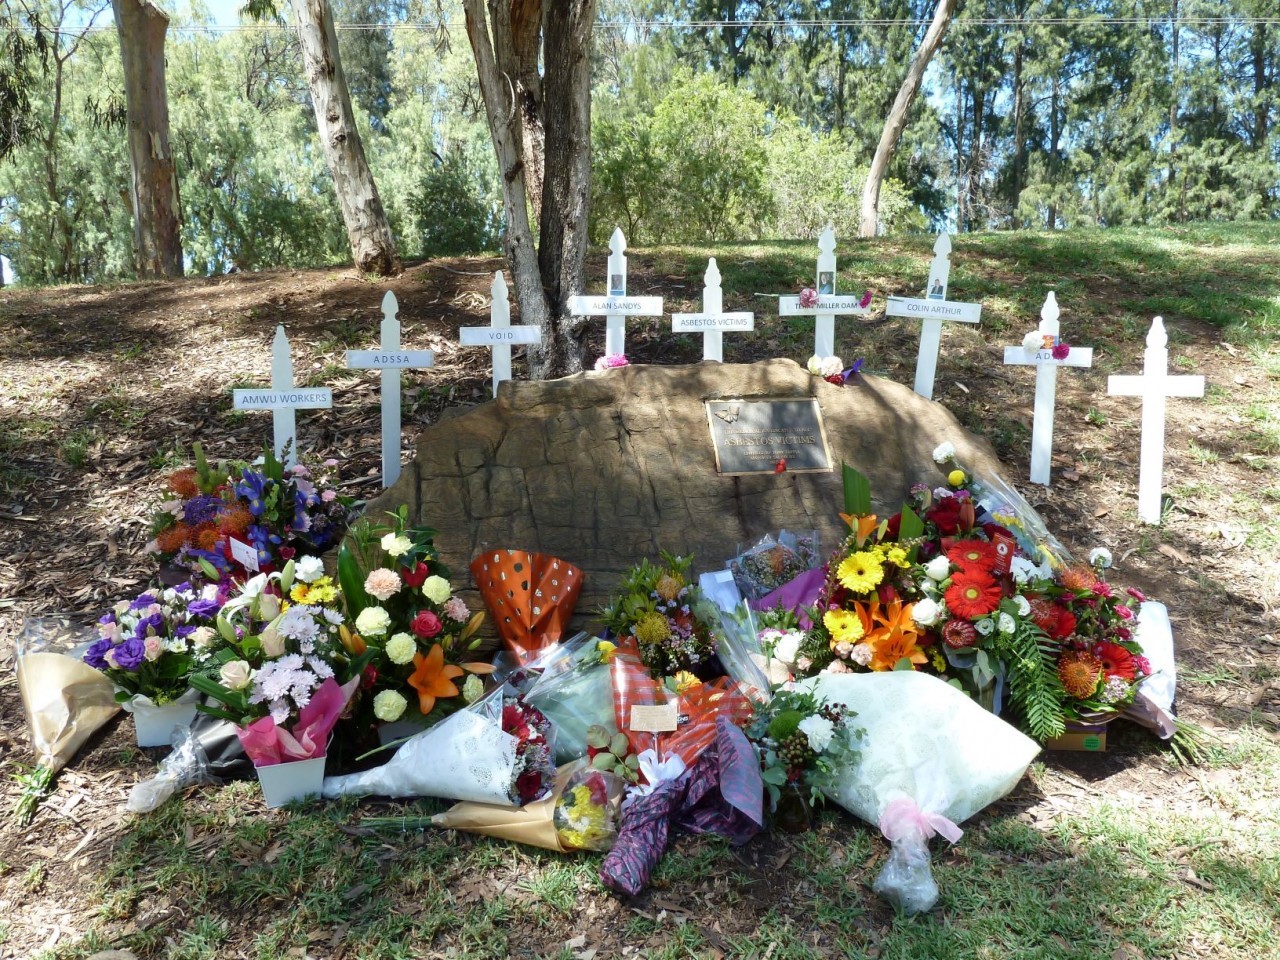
<box><xmin>189</xmin><ymin>558</ymin><xmax>363</xmax><ymax>764</ymax></box>
<box><xmin>335</xmin><ymin>508</ymin><xmax>493</xmax><ymax>729</ymax></box>
<box><xmin>745</xmin><ymin>688</ymin><xmax>862</xmax><ymax>809</ymax></box>
<box><xmin>83</xmin><ymin>582</ymin><xmax>225</xmax><ymax>707</ymax></box>
<box><xmin>147</xmin><ymin>445</ymin><xmax>354</xmax><ymax>581</ymax></box>
<box><xmin>601</xmin><ymin>552</ymin><xmax>720</xmax><ymax>680</ymax></box>
<box><xmin>525</xmin><ymin>636</ymin><xmax>620</xmax><ymax>762</ymax></box>
<box><xmin>322</xmin><ymin>686</ymin><xmax>556</xmax><ymax>805</ymax></box>
<box><xmin>785</xmin><ymin>453</ymin><xmax>1153</xmax><ymax>741</ymax></box>
<box><xmin>727</xmin><ymin>530</ymin><xmax>820</xmax><ymax>602</ymax></box>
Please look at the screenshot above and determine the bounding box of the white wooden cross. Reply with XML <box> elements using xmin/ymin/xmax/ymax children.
<box><xmin>1002</xmin><ymin>292</ymin><xmax>1094</xmax><ymax>486</ymax></box>
<box><xmin>460</xmin><ymin>272</ymin><xmax>541</xmax><ymax>397</ymax></box>
<box><xmin>671</xmin><ymin>258</ymin><xmax>754</xmax><ymax>362</ymax></box>
<box><xmin>885</xmin><ymin>234</ymin><xmax>983</xmax><ymax>400</ymax></box>
<box><xmin>778</xmin><ymin>226</ymin><xmax>871</xmax><ymax>357</ymax></box>
<box><xmin>345</xmin><ymin>291</ymin><xmax>435</xmax><ymax>488</ymax></box>
<box><xmin>233</xmin><ymin>325</ymin><xmax>332</xmax><ymax>468</ymax></box>
<box><xmin>1108</xmin><ymin>317</ymin><xmax>1205</xmax><ymax>524</ymax></box>
<box><xmin>568</xmin><ymin>227</ymin><xmax>663</xmax><ymax>357</ymax></box>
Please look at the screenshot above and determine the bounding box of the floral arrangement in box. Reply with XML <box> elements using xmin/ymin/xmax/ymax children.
<box><xmin>335</xmin><ymin>508</ymin><xmax>493</xmax><ymax>728</ymax></box>
<box><xmin>600</xmin><ymin>551</ymin><xmax>720</xmax><ymax>680</ymax></box>
<box><xmin>746</xmin><ymin>688</ymin><xmax>862</xmax><ymax>810</ymax></box>
<box><xmin>147</xmin><ymin>445</ymin><xmax>354</xmax><ymax>582</ymax></box>
<box><xmin>788</xmin><ymin>451</ymin><xmax>1151</xmax><ymax>741</ymax></box>
<box><xmin>83</xmin><ymin>582</ymin><xmax>225</xmax><ymax>707</ymax></box>
<box><xmin>190</xmin><ymin>557</ymin><xmax>364</xmax><ymax>763</ymax></box>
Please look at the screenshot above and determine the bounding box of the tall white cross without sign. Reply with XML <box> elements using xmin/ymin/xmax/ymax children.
<box><xmin>568</xmin><ymin>228</ymin><xmax>663</xmax><ymax>357</ymax></box>
<box><xmin>885</xmin><ymin>234</ymin><xmax>983</xmax><ymax>400</ymax></box>
<box><xmin>232</xmin><ymin>325</ymin><xmax>332</xmax><ymax>467</ymax></box>
<box><xmin>778</xmin><ymin>226</ymin><xmax>871</xmax><ymax>357</ymax></box>
<box><xmin>671</xmin><ymin>258</ymin><xmax>754</xmax><ymax>362</ymax></box>
<box><xmin>1108</xmin><ymin>317</ymin><xmax>1205</xmax><ymax>524</ymax></box>
<box><xmin>460</xmin><ymin>272</ymin><xmax>541</xmax><ymax>397</ymax></box>
<box><xmin>346</xmin><ymin>291</ymin><xmax>435</xmax><ymax>488</ymax></box>
<box><xmin>1002</xmin><ymin>292</ymin><xmax>1094</xmax><ymax>486</ymax></box>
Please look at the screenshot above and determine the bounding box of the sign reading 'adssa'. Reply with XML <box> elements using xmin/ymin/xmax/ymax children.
<box><xmin>705</xmin><ymin>399</ymin><xmax>833</xmax><ymax>475</ymax></box>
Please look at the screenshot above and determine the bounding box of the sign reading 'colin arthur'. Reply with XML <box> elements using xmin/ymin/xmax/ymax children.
<box><xmin>705</xmin><ymin>399</ymin><xmax>833</xmax><ymax>475</ymax></box>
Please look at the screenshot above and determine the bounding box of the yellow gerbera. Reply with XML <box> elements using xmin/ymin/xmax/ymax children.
<box><xmin>824</xmin><ymin>608</ymin><xmax>865</xmax><ymax>646</ymax></box>
<box><xmin>836</xmin><ymin>551</ymin><xmax>885</xmax><ymax>594</ymax></box>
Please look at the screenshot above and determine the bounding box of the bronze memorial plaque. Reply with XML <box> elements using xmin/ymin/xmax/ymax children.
<box><xmin>705</xmin><ymin>399</ymin><xmax>833</xmax><ymax>475</ymax></box>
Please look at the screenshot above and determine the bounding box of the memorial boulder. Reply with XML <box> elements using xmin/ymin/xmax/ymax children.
<box><xmin>365</xmin><ymin>359</ymin><xmax>1007</xmax><ymax>625</ymax></box>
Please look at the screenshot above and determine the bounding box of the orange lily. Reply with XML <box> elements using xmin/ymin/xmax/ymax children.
<box><xmin>838</xmin><ymin>513</ymin><xmax>880</xmax><ymax>547</ymax></box>
<box><xmin>339</xmin><ymin>625</ymin><xmax>366</xmax><ymax>656</ymax></box>
<box><xmin>864</xmin><ymin>599</ymin><xmax>928</xmax><ymax>672</ymax></box>
<box><xmin>407</xmin><ymin>643</ymin><xmax>465</xmax><ymax>715</ymax></box>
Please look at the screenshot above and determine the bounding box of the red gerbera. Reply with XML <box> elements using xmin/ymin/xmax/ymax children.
<box><xmin>944</xmin><ymin>570</ymin><xmax>1002</xmax><ymax>619</ymax></box>
<box><xmin>946</xmin><ymin>539</ymin><xmax>997</xmax><ymax>573</ymax></box>
<box><xmin>1095</xmin><ymin>642</ymin><xmax>1137</xmax><ymax>680</ymax></box>
<box><xmin>1029</xmin><ymin>599</ymin><xmax>1077</xmax><ymax>640</ymax></box>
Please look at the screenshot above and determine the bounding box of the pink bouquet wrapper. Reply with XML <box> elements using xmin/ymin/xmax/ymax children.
<box><xmin>237</xmin><ymin>677</ymin><xmax>358</xmax><ymax>766</ymax></box>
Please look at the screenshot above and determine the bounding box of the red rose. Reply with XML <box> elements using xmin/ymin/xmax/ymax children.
<box><xmin>402</xmin><ymin>562</ymin><xmax>430</xmax><ymax>588</ymax></box>
<box><xmin>927</xmin><ymin>498</ymin><xmax>964</xmax><ymax>535</ymax></box>
<box><xmin>586</xmin><ymin>773</ymin><xmax>608</xmax><ymax>806</ymax></box>
<box><xmin>516</xmin><ymin>770</ymin><xmax>545</xmax><ymax>803</ymax></box>
<box><xmin>884</xmin><ymin>513</ymin><xmax>902</xmax><ymax>539</ymax></box>
<box><xmin>279</xmin><ymin>546</ymin><xmax>297</xmax><ymax>560</ymax></box>
<box><xmin>361</xmin><ymin>664</ymin><xmax>379</xmax><ymax>689</ymax></box>
<box><xmin>411</xmin><ymin>610</ymin><xmax>442</xmax><ymax>639</ymax></box>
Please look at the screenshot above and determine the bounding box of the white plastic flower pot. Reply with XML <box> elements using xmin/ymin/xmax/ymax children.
<box><xmin>128</xmin><ymin>688</ymin><xmax>200</xmax><ymax>748</ymax></box>
<box><xmin>255</xmin><ymin>755</ymin><xmax>327</xmax><ymax>809</ymax></box>
<box><xmin>377</xmin><ymin>708</ymin><xmax>431</xmax><ymax>746</ymax></box>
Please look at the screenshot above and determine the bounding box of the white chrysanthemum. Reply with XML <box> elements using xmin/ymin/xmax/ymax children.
<box><xmin>373</xmin><ymin>690</ymin><xmax>408</xmax><ymax>722</ymax></box>
<box><xmin>277</xmin><ymin>606</ymin><xmax>319</xmax><ymax>643</ymax></box>
<box><xmin>798</xmin><ymin>714</ymin><xmax>836</xmax><ymax>753</ymax></box>
<box><xmin>355</xmin><ymin>606</ymin><xmax>392</xmax><ymax>637</ymax></box>
<box><xmin>384</xmin><ymin>632</ymin><xmax>417</xmax><ymax>665</ymax></box>
<box><xmin>1088</xmin><ymin>547</ymin><xmax>1113</xmax><ymax>570</ymax></box>
<box><xmin>932</xmin><ymin>442</ymin><xmax>956</xmax><ymax>464</ymax></box>
<box><xmin>421</xmin><ymin>575</ymin><xmax>452</xmax><ymax>605</ymax></box>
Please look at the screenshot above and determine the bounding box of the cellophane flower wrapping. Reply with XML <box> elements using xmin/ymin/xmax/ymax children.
<box><xmin>554</xmin><ymin>764</ymin><xmax>625</xmax><ymax>851</ymax></box>
<box><xmin>16</xmin><ymin>616</ymin><xmax>120</xmax><ymax>775</ymax></box>
<box><xmin>726</xmin><ymin>531</ymin><xmax>820</xmax><ymax>602</ymax></box>
<box><xmin>525</xmin><ymin>636</ymin><xmax>617</xmax><ymax>763</ymax></box>
<box><xmin>711</xmin><ymin>603</ymin><xmax>772</xmax><ymax>698</ymax></box>
<box><xmin>322</xmin><ymin>686</ymin><xmax>556</xmax><ymax>805</ymax></box>
<box><xmin>469</xmin><ymin>550</ymin><xmax>584</xmax><ymax>666</ymax></box>
<box><xmin>795</xmin><ymin>671</ymin><xmax>1039</xmax><ymax>914</ymax></box>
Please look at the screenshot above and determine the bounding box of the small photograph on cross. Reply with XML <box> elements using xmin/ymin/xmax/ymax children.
<box><xmin>609</xmin><ymin>273</ymin><xmax>626</xmax><ymax>296</ymax></box>
<box><xmin>818</xmin><ymin>271</ymin><xmax>834</xmax><ymax>295</ymax></box>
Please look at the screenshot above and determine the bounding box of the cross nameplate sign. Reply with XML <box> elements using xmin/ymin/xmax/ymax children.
<box><xmin>568</xmin><ymin>228</ymin><xmax>664</xmax><ymax>356</ymax></box>
<box><xmin>232</xmin><ymin>388</ymin><xmax>332</xmax><ymax>410</ymax></box>
<box><xmin>232</xmin><ymin>324</ymin><xmax>331</xmax><ymax>466</ymax></box>
<box><xmin>705</xmin><ymin>399</ymin><xmax>832</xmax><ymax>475</ymax></box>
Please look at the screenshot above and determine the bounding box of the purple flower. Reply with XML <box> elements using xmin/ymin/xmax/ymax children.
<box><xmin>98</xmin><ymin>612</ymin><xmax>116</xmax><ymax>626</ymax></box>
<box><xmin>235</xmin><ymin>469</ymin><xmax>270</xmax><ymax>517</ymax></box>
<box><xmin>132</xmin><ymin>612</ymin><xmax>164</xmax><ymax>641</ymax></box>
<box><xmin>114</xmin><ymin>636</ymin><xmax>147</xmax><ymax>671</ymax></box>
<box><xmin>84</xmin><ymin>637</ymin><xmax>114</xmax><ymax>670</ymax></box>
<box><xmin>128</xmin><ymin>593</ymin><xmax>158</xmax><ymax>611</ymax></box>
<box><xmin>187</xmin><ymin>598</ymin><xmax>221</xmax><ymax>619</ymax></box>
<box><xmin>173</xmin><ymin>625</ymin><xmax>197</xmax><ymax>639</ymax></box>
<box><xmin>183</xmin><ymin>494</ymin><xmax>222</xmax><ymax>526</ymax></box>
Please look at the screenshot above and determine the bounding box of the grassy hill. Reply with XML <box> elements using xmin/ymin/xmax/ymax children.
<box><xmin>1</xmin><ymin>223</ymin><xmax>1279</xmax><ymax>959</ymax></box>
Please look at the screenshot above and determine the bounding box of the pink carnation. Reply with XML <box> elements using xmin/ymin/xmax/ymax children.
<box><xmin>321</xmin><ymin>490</ymin><xmax>337</xmax><ymax>503</ymax></box>
<box><xmin>594</xmin><ymin>354</ymin><xmax>630</xmax><ymax>371</ymax></box>
<box><xmin>443</xmin><ymin>596</ymin><xmax>469</xmax><ymax>622</ymax></box>
<box><xmin>798</xmin><ymin>288</ymin><xmax>819</xmax><ymax>308</ymax></box>
<box><xmin>364</xmin><ymin>568</ymin><xmax>402</xmax><ymax>602</ymax></box>
<box><xmin>1051</xmin><ymin>342</ymin><xmax>1071</xmax><ymax>360</ymax></box>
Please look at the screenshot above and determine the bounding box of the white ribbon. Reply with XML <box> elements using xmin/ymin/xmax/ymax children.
<box><xmin>623</xmin><ymin>749</ymin><xmax>687</xmax><ymax>809</ymax></box>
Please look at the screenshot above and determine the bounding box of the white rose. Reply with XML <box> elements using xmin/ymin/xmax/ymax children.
<box><xmin>373</xmin><ymin>690</ymin><xmax>408</xmax><ymax>723</ymax></box>
<box><xmin>932</xmin><ymin>442</ymin><xmax>956</xmax><ymax>464</ymax></box>
<box><xmin>259</xmin><ymin>623</ymin><xmax>286</xmax><ymax>658</ymax></box>
<box><xmin>912</xmin><ymin>597</ymin><xmax>942</xmax><ymax>627</ymax></box>
<box><xmin>1022</xmin><ymin>330</ymin><xmax>1044</xmax><ymax>353</ymax></box>
<box><xmin>1088</xmin><ymin>547</ymin><xmax>1113</xmax><ymax>570</ymax></box>
<box><xmin>773</xmin><ymin>630</ymin><xmax>803</xmax><ymax>666</ymax></box>
<box><xmin>144</xmin><ymin>636</ymin><xmax>163</xmax><ymax>661</ymax></box>
<box><xmin>806</xmin><ymin>355</ymin><xmax>824</xmax><ymax>376</ymax></box>
<box><xmin>384</xmin><ymin>632</ymin><xmax>417</xmax><ymax>665</ymax></box>
<box><xmin>998</xmin><ymin>612</ymin><xmax>1016</xmax><ymax>635</ymax></box>
<box><xmin>355</xmin><ymin>606</ymin><xmax>392</xmax><ymax>637</ymax></box>
<box><xmin>189</xmin><ymin>626</ymin><xmax>217</xmax><ymax>649</ymax></box>
<box><xmin>421</xmin><ymin>575</ymin><xmax>452</xmax><ymax>605</ymax></box>
<box><xmin>381</xmin><ymin>533</ymin><xmax>412</xmax><ymax>558</ymax></box>
<box><xmin>1013</xmin><ymin>595</ymin><xmax>1031</xmax><ymax>617</ymax></box>
<box><xmin>220</xmin><ymin>660</ymin><xmax>253</xmax><ymax>691</ymax></box>
<box><xmin>798</xmin><ymin>714</ymin><xmax>836</xmax><ymax>753</ymax></box>
<box><xmin>295</xmin><ymin>556</ymin><xmax>326</xmax><ymax>583</ymax></box>
<box><xmin>924</xmin><ymin>556</ymin><xmax>952</xmax><ymax>582</ymax></box>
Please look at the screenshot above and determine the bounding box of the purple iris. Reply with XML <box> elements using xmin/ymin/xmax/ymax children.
<box><xmin>128</xmin><ymin>593</ymin><xmax>158</xmax><ymax>611</ymax></box>
<box><xmin>83</xmin><ymin>637</ymin><xmax>114</xmax><ymax>670</ymax></box>
<box><xmin>187</xmin><ymin>597</ymin><xmax>221</xmax><ymax>619</ymax></box>
<box><xmin>248</xmin><ymin>524</ymin><xmax>281</xmax><ymax>563</ymax></box>
<box><xmin>236</xmin><ymin>469</ymin><xmax>270</xmax><ymax>517</ymax></box>
<box><xmin>186</xmin><ymin>546</ymin><xmax>230</xmax><ymax>574</ymax></box>
<box><xmin>113</xmin><ymin>636</ymin><xmax>147</xmax><ymax>671</ymax></box>
<box><xmin>183</xmin><ymin>494</ymin><xmax>222</xmax><ymax>526</ymax></box>
<box><xmin>292</xmin><ymin>490</ymin><xmax>313</xmax><ymax>533</ymax></box>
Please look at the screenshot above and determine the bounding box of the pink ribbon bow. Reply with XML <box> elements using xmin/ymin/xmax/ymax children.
<box><xmin>879</xmin><ymin>796</ymin><xmax>963</xmax><ymax>845</ymax></box>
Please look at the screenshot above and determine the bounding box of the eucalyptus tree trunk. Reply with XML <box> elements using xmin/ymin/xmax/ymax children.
<box><xmin>294</xmin><ymin>0</ymin><xmax>400</xmax><ymax>276</ymax></box>
<box><xmin>860</xmin><ymin>0</ymin><xmax>959</xmax><ymax>238</ymax></box>
<box><xmin>463</xmin><ymin>0</ymin><xmax>598</xmax><ymax>379</ymax></box>
<box><xmin>112</xmin><ymin>0</ymin><xmax>183</xmax><ymax>278</ymax></box>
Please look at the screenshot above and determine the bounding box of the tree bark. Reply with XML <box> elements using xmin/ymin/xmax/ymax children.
<box><xmin>859</xmin><ymin>0</ymin><xmax>958</xmax><ymax>238</ymax></box>
<box><xmin>1011</xmin><ymin>40</ymin><xmax>1026</xmax><ymax>228</ymax></box>
<box><xmin>112</xmin><ymin>0</ymin><xmax>183</xmax><ymax>279</ymax></box>
<box><xmin>463</xmin><ymin>0</ymin><xmax>597</xmax><ymax>380</ymax></box>
<box><xmin>294</xmin><ymin>0</ymin><xmax>400</xmax><ymax>276</ymax></box>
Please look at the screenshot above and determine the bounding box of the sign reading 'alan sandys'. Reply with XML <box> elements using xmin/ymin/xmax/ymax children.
<box><xmin>705</xmin><ymin>399</ymin><xmax>832</xmax><ymax>475</ymax></box>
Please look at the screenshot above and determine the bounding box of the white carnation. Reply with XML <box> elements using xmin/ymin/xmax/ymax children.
<box><xmin>381</xmin><ymin>533</ymin><xmax>412</xmax><ymax>558</ymax></box>
<box><xmin>932</xmin><ymin>442</ymin><xmax>956</xmax><ymax>464</ymax></box>
<box><xmin>355</xmin><ymin>606</ymin><xmax>392</xmax><ymax>637</ymax></box>
<box><xmin>798</xmin><ymin>714</ymin><xmax>836</xmax><ymax>753</ymax></box>
<box><xmin>1022</xmin><ymin>330</ymin><xmax>1044</xmax><ymax>353</ymax></box>
<box><xmin>295</xmin><ymin>555</ymin><xmax>326</xmax><ymax>583</ymax></box>
<box><xmin>373</xmin><ymin>690</ymin><xmax>408</xmax><ymax>723</ymax></box>
<box><xmin>1088</xmin><ymin>547</ymin><xmax>1113</xmax><ymax>570</ymax></box>
<box><xmin>421</xmin><ymin>575</ymin><xmax>452</xmax><ymax>605</ymax></box>
<box><xmin>384</xmin><ymin>632</ymin><xmax>417</xmax><ymax>665</ymax></box>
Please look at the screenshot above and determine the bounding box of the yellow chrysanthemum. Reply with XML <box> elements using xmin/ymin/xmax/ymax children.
<box><xmin>290</xmin><ymin>583</ymin><xmax>310</xmax><ymax>604</ymax></box>
<box><xmin>634</xmin><ymin>611</ymin><xmax>671</xmax><ymax>645</ymax></box>
<box><xmin>836</xmin><ymin>551</ymin><xmax>885</xmax><ymax>594</ymax></box>
<box><xmin>823</xmin><ymin>608</ymin><xmax>865</xmax><ymax>646</ymax></box>
<box><xmin>882</xmin><ymin>545</ymin><xmax>910</xmax><ymax>569</ymax></box>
